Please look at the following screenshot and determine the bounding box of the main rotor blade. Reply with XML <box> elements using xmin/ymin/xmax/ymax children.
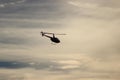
<box><xmin>54</xmin><ymin>33</ymin><xmax>66</xmax><ymax>35</ymax></box>
<box><xmin>43</xmin><ymin>32</ymin><xmax>54</xmax><ymax>34</ymax></box>
<box><xmin>42</xmin><ymin>32</ymin><xmax>66</xmax><ymax>35</ymax></box>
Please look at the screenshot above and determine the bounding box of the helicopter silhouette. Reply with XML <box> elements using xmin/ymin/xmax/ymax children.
<box><xmin>41</xmin><ymin>31</ymin><xmax>66</xmax><ymax>43</ymax></box>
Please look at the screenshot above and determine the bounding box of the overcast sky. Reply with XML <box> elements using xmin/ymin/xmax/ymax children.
<box><xmin>0</xmin><ymin>0</ymin><xmax>120</xmax><ymax>80</ymax></box>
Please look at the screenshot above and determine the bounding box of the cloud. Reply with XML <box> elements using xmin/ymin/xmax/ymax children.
<box><xmin>0</xmin><ymin>61</ymin><xmax>28</xmax><ymax>69</ymax></box>
<box><xmin>0</xmin><ymin>30</ymin><xmax>33</xmax><ymax>48</ymax></box>
<box><xmin>68</xmin><ymin>1</ymin><xmax>98</xmax><ymax>9</ymax></box>
<box><xmin>0</xmin><ymin>35</ymin><xmax>27</xmax><ymax>45</ymax></box>
<box><xmin>67</xmin><ymin>0</ymin><xmax>120</xmax><ymax>20</ymax></box>
<box><xmin>0</xmin><ymin>58</ymin><xmax>81</xmax><ymax>72</ymax></box>
<box><xmin>0</xmin><ymin>55</ymin><xmax>120</xmax><ymax>80</ymax></box>
<box><xmin>1</xmin><ymin>54</ymin><xmax>119</xmax><ymax>74</ymax></box>
<box><xmin>0</xmin><ymin>54</ymin><xmax>89</xmax><ymax>73</ymax></box>
<box><xmin>0</xmin><ymin>0</ymin><xmax>66</xmax><ymax>20</ymax></box>
<box><xmin>0</xmin><ymin>0</ymin><xmax>26</xmax><ymax>8</ymax></box>
<box><xmin>0</xmin><ymin>18</ymin><xmax>63</xmax><ymax>29</ymax></box>
<box><xmin>53</xmin><ymin>60</ymin><xmax>81</xmax><ymax>70</ymax></box>
<box><xmin>68</xmin><ymin>0</ymin><xmax>120</xmax><ymax>8</ymax></box>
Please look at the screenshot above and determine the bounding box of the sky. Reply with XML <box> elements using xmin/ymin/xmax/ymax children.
<box><xmin>0</xmin><ymin>0</ymin><xmax>120</xmax><ymax>80</ymax></box>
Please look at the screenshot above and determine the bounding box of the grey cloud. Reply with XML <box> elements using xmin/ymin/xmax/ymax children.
<box><xmin>0</xmin><ymin>0</ymin><xmax>26</xmax><ymax>14</ymax></box>
<box><xmin>0</xmin><ymin>0</ymin><xmax>26</xmax><ymax>4</ymax></box>
<box><xmin>1</xmin><ymin>57</ymin><xmax>117</xmax><ymax>75</ymax></box>
<box><xmin>0</xmin><ymin>54</ymin><xmax>120</xmax><ymax>80</ymax></box>
<box><xmin>0</xmin><ymin>0</ymin><xmax>26</xmax><ymax>8</ymax></box>
<box><xmin>0</xmin><ymin>0</ymin><xmax>66</xmax><ymax>19</ymax></box>
<box><xmin>0</xmin><ymin>32</ymin><xmax>33</xmax><ymax>48</ymax></box>
<box><xmin>0</xmin><ymin>18</ymin><xmax>63</xmax><ymax>29</ymax></box>
<box><xmin>0</xmin><ymin>61</ymin><xmax>28</xmax><ymax>69</ymax></box>
<box><xmin>0</xmin><ymin>58</ymin><xmax>82</xmax><ymax>73</ymax></box>
<box><xmin>0</xmin><ymin>60</ymin><xmax>47</xmax><ymax>69</ymax></box>
<box><xmin>0</xmin><ymin>59</ymin><xmax>63</xmax><ymax>71</ymax></box>
<box><xmin>0</xmin><ymin>36</ymin><xmax>27</xmax><ymax>45</ymax></box>
<box><xmin>0</xmin><ymin>27</ymin><xmax>46</xmax><ymax>48</ymax></box>
<box><xmin>0</xmin><ymin>0</ymin><xmax>65</xmax><ymax>29</ymax></box>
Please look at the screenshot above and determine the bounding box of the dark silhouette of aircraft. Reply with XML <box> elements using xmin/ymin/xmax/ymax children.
<box><xmin>40</xmin><ymin>31</ymin><xmax>66</xmax><ymax>43</ymax></box>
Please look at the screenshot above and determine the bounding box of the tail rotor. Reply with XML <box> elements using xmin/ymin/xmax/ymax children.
<box><xmin>41</xmin><ymin>31</ymin><xmax>44</xmax><ymax>36</ymax></box>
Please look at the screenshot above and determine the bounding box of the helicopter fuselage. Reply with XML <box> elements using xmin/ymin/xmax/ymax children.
<box><xmin>50</xmin><ymin>37</ymin><xmax>60</xmax><ymax>43</ymax></box>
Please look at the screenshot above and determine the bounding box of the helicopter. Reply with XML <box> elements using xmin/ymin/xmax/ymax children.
<box><xmin>40</xmin><ymin>31</ymin><xmax>66</xmax><ymax>43</ymax></box>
